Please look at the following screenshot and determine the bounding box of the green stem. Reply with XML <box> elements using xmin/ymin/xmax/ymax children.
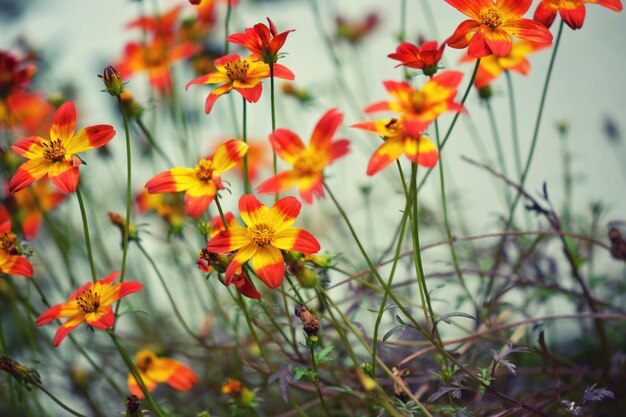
<box><xmin>485</xmin><ymin>98</ymin><xmax>512</xmax><ymax>206</ymax></box>
<box><xmin>117</xmin><ymin>95</ymin><xmax>132</xmax><ymax>285</ymax></box>
<box><xmin>308</xmin><ymin>345</ymin><xmax>333</xmax><ymax>417</ymax></box>
<box><xmin>505</xmin><ymin>20</ymin><xmax>565</xmax><ymax>228</ymax></box>
<box><xmin>35</xmin><ymin>384</ymin><xmax>89</xmax><ymax>417</ymax></box>
<box><xmin>214</xmin><ymin>194</ymin><xmax>228</xmax><ymax>229</ymax></box>
<box><xmin>434</xmin><ymin>120</ymin><xmax>479</xmax><ymax>313</ymax></box>
<box><xmin>371</xmin><ymin>163</ymin><xmax>410</xmax><ymax>374</ymax></box>
<box><xmin>137</xmin><ymin>117</ymin><xmax>175</xmax><ymax>167</ymax></box>
<box><xmin>242</xmin><ymin>98</ymin><xmax>251</xmax><ymax>194</ymax></box>
<box><xmin>107</xmin><ymin>331</ymin><xmax>168</xmax><ymax>417</ymax></box>
<box><xmin>75</xmin><ymin>186</ymin><xmax>97</xmax><ymax>283</ymax></box>
<box><xmin>505</xmin><ymin>70</ymin><xmax>522</xmax><ymax>180</ymax></box>
<box><xmin>270</xmin><ymin>63</ymin><xmax>279</xmax><ymax>201</ymax></box>
<box><xmin>416</xmin><ymin>58</ymin><xmax>481</xmax><ymax>194</ymax></box>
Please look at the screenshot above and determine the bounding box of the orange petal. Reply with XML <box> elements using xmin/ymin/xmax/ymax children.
<box><xmin>367</xmin><ymin>137</ymin><xmax>404</xmax><ymax>176</ymax></box>
<box><xmin>11</xmin><ymin>136</ymin><xmax>45</xmax><ymax>159</ymax></box>
<box><xmin>251</xmin><ymin>245</ymin><xmax>284</xmax><ymax>288</ymax></box>
<box><xmin>310</xmin><ymin>108</ymin><xmax>343</xmax><ymax>154</ymax></box>
<box><xmin>50</xmin><ymin>102</ymin><xmax>76</xmax><ymax>142</ymax></box>
<box><xmin>272</xmin><ymin>228</ymin><xmax>320</xmax><ymax>254</ymax></box>
<box><xmin>446</xmin><ymin>19</ymin><xmax>480</xmax><ymax>49</ymax></box>
<box><xmin>239</xmin><ymin>194</ymin><xmax>269</xmax><ymax>226</ymax></box>
<box><xmin>207</xmin><ymin>227</ymin><xmax>251</xmax><ymax>253</ymax></box>
<box><xmin>9</xmin><ymin>158</ymin><xmax>52</xmax><ymax>193</ymax></box>
<box><xmin>269</xmin><ymin>129</ymin><xmax>305</xmax><ymax>165</ymax></box>
<box><xmin>225</xmin><ymin>244</ymin><xmax>257</xmax><ymax>285</ymax></box>
<box><xmin>1</xmin><ymin>255</ymin><xmax>34</xmax><ymax>278</ymax></box>
<box><xmin>212</xmin><ymin>139</ymin><xmax>249</xmax><ymax>172</ymax></box>
<box><xmin>85</xmin><ymin>306</ymin><xmax>115</xmax><ymax>329</ymax></box>
<box><xmin>267</xmin><ymin>196</ymin><xmax>301</xmax><ymax>231</ymax></box>
<box><xmin>48</xmin><ymin>162</ymin><xmax>79</xmax><ymax>194</ymax></box>
<box><xmin>405</xmin><ymin>136</ymin><xmax>438</xmax><ymax>169</ymax></box>
<box><xmin>65</xmin><ymin>125</ymin><xmax>116</xmax><ymax>155</ymax></box>
<box><xmin>484</xmin><ymin>27</ymin><xmax>513</xmax><ymax>56</ymax></box>
<box><xmin>257</xmin><ymin>170</ymin><xmax>300</xmax><ymax>196</ymax></box>
<box><xmin>52</xmin><ymin>313</ymin><xmax>85</xmax><ymax>347</ymax></box>
<box><xmin>145</xmin><ymin>168</ymin><xmax>198</xmax><ymax>193</ymax></box>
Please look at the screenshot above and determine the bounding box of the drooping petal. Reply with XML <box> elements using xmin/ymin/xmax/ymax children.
<box><xmin>309</xmin><ymin>108</ymin><xmax>343</xmax><ymax>153</ymax></box>
<box><xmin>9</xmin><ymin>158</ymin><xmax>52</xmax><ymax>193</ymax></box>
<box><xmin>184</xmin><ymin>181</ymin><xmax>217</xmax><ymax>217</ymax></box>
<box><xmin>267</xmin><ymin>196</ymin><xmax>301</xmax><ymax>231</ymax></box>
<box><xmin>404</xmin><ymin>136</ymin><xmax>439</xmax><ymax>168</ymax></box>
<box><xmin>1</xmin><ymin>255</ymin><xmax>34</xmax><ymax>278</ymax></box>
<box><xmin>533</xmin><ymin>1</ymin><xmax>559</xmax><ymax>28</ymax></box>
<box><xmin>251</xmin><ymin>245</ymin><xmax>285</xmax><ymax>288</ymax></box>
<box><xmin>233</xmin><ymin>273</ymin><xmax>261</xmax><ymax>299</ymax></box>
<box><xmin>65</xmin><ymin>125</ymin><xmax>116</xmax><ymax>155</ymax></box>
<box><xmin>367</xmin><ymin>137</ymin><xmax>405</xmax><ymax>176</ymax></box>
<box><xmin>484</xmin><ymin>27</ymin><xmax>513</xmax><ymax>56</ymax></box>
<box><xmin>272</xmin><ymin>228</ymin><xmax>320</xmax><ymax>253</ymax></box>
<box><xmin>271</xmin><ymin>63</ymin><xmax>295</xmax><ymax>80</ymax></box>
<box><xmin>225</xmin><ymin>244</ymin><xmax>257</xmax><ymax>285</ymax></box>
<box><xmin>207</xmin><ymin>227</ymin><xmax>251</xmax><ymax>253</ymax></box>
<box><xmin>52</xmin><ymin>314</ymin><xmax>85</xmax><ymax>347</ymax></box>
<box><xmin>559</xmin><ymin>2</ymin><xmax>587</xmax><ymax>29</ymax></box>
<box><xmin>236</xmin><ymin>83</ymin><xmax>263</xmax><ymax>104</ymax></box>
<box><xmin>48</xmin><ymin>162</ymin><xmax>79</xmax><ymax>194</ymax></box>
<box><xmin>212</xmin><ymin>139</ymin><xmax>249</xmax><ymax>172</ymax></box>
<box><xmin>269</xmin><ymin>128</ymin><xmax>305</xmax><ymax>165</ymax></box>
<box><xmin>446</xmin><ymin>19</ymin><xmax>480</xmax><ymax>49</ymax></box>
<box><xmin>145</xmin><ymin>168</ymin><xmax>198</xmax><ymax>193</ymax></box>
<box><xmin>238</xmin><ymin>194</ymin><xmax>269</xmax><ymax>226</ymax></box>
<box><xmin>50</xmin><ymin>102</ymin><xmax>76</xmax><ymax>142</ymax></box>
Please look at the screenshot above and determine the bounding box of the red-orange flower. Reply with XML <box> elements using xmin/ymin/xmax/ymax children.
<box><xmin>0</xmin><ymin>51</ymin><xmax>36</xmax><ymax>98</ymax></box>
<box><xmin>116</xmin><ymin>38</ymin><xmax>197</xmax><ymax>92</ymax></box>
<box><xmin>335</xmin><ymin>12</ymin><xmax>380</xmax><ymax>45</ymax></box>
<box><xmin>5</xmin><ymin>179</ymin><xmax>65</xmax><ymax>239</ymax></box>
<box><xmin>388</xmin><ymin>41</ymin><xmax>446</xmax><ymax>76</ymax></box>
<box><xmin>364</xmin><ymin>71</ymin><xmax>465</xmax><ymax>137</ymax></box>
<box><xmin>128</xmin><ymin>349</ymin><xmax>198</xmax><ymax>398</ymax></box>
<box><xmin>0</xmin><ymin>91</ymin><xmax>53</xmax><ymax>133</ymax></box>
<box><xmin>0</xmin><ymin>207</ymin><xmax>33</xmax><ymax>278</ymax></box>
<box><xmin>534</xmin><ymin>0</ymin><xmax>622</xmax><ymax>30</ymax></box>
<box><xmin>227</xmin><ymin>18</ymin><xmax>295</xmax><ymax>64</ymax></box>
<box><xmin>445</xmin><ymin>0</ymin><xmax>553</xmax><ymax>58</ymax></box>
<box><xmin>9</xmin><ymin>102</ymin><xmax>116</xmax><ymax>194</ymax></box>
<box><xmin>257</xmin><ymin>109</ymin><xmax>350</xmax><ymax>203</ymax></box>
<box><xmin>35</xmin><ymin>272</ymin><xmax>143</xmax><ymax>347</ymax></box>
<box><xmin>352</xmin><ymin>118</ymin><xmax>438</xmax><ymax>175</ymax></box>
<box><xmin>186</xmin><ymin>53</ymin><xmax>294</xmax><ymax>113</ymax></box>
<box><xmin>207</xmin><ymin>195</ymin><xmax>320</xmax><ymax>288</ymax></box>
<box><xmin>461</xmin><ymin>40</ymin><xmax>548</xmax><ymax>88</ymax></box>
<box><xmin>126</xmin><ymin>5</ymin><xmax>183</xmax><ymax>38</ymax></box>
<box><xmin>145</xmin><ymin>140</ymin><xmax>248</xmax><ymax>217</ymax></box>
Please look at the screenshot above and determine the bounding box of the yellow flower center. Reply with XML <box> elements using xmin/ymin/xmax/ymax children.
<box><xmin>249</xmin><ymin>223</ymin><xmax>275</xmax><ymax>247</ymax></box>
<box><xmin>42</xmin><ymin>139</ymin><xmax>66</xmax><ymax>162</ymax></box>
<box><xmin>224</xmin><ymin>59</ymin><xmax>249</xmax><ymax>82</ymax></box>
<box><xmin>293</xmin><ymin>151</ymin><xmax>323</xmax><ymax>176</ymax></box>
<box><xmin>0</xmin><ymin>232</ymin><xmax>18</xmax><ymax>255</ymax></box>
<box><xmin>409</xmin><ymin>91</ymin><xmax>427</xmax><ymax>113</ymax></box>
<box><xmin>135</xmin><ymin>351</ymin><xmax>156</xmax><ymax>372</ymax></box>
<box><xmin>75</xmin><ymin>289</ymin><xmax>101</xmax><ymax>313</ymax></box>
<box><xmin>194</xmin><ymin>158</ymin><xmax>215</xmax><ymax>182</ymax></box>
<box><xmin>480</xmin><ymin>7</ymin><xmax>503</xmax><ymax>29</ymax></box>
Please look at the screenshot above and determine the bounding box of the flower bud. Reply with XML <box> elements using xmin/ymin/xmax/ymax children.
<box><xmin>295</xmin><ymin>304</ymin><xmax>320</xmax><ymax>337</ymax></box>
<box><xmin>98</xmin><ymin>65</ymin><xmax>125</xmax><ymax>97</ymax></box>
<box><xmin>124</xmin><ymin>395</ymin><xmax>143</xmax><ymax>417</ymax></box>
<box><xmin>478</xmin><ymin>84</ymin><xmax>492</xmax><ymax>100</ymax></box>
<box><xmin>108</xmin><ymin>212</ymin><xmax>139</xmax><ymax>244</ymax></box>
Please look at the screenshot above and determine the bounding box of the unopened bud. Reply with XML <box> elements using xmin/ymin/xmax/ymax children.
<box><xmin>304</xmin><ymin>253</ymin><xmax>333</xmax><ymax>269</ymax></box>
<box><xmin>556</xmin><ymin>119</ymin><xmax>569</xmax><ymax>136</ymax></box>
<box><xmin>108</xmin><ymin>212</ymin><xmax>138</xmax><ymax>244</ymax></box>
<box><xmin>98</xmin><ymin>65</ymin><xmax>125</xmax><ymax>97</ymax></box>
<box><xmin>478</xmin><ymin>84</ymin><xmax>492</xmax><ymax>100</ymax></box>
<box><xmin>189</xmin><ymin>0</ymin><xmax>201</xmax><ymax>4</ymax></box>
<box><xmin>609</xmin><ymin>226</ymin><xmax>626</xmax><ymax>262</ymax></box>
<box><xmin>125</xmin><ymin>395</ymin><xmax>143</xmax><ymax>417</ymax></box>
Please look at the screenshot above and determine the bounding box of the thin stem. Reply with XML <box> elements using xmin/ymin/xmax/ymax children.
<box><xmin>117</xmin><ymin>94</ymin><xmax>132</xmax><ymax>285</ymax></box>
<box><xmin>485</xmin><ymin>98</ymin><xmax>512</xmax><ymax>206</ymax></box>
<box><xmin>214</xmin><ymin>194</ymin><xmax>228</xmax><ymax>229</ymax></box>
<box><xmin>505</xmin><ymin>20</ymin><xmax>565</xmax><ymax>229</ymax></box>
<box><xmin>270</xmin><ymin>63</ymin><xmax>279</xmax><ymax>201</ymax></box>
<box><xmin>416</xmin><ymin>58</ymin><xmax>481</xmax><ymax>193</ymax></box>
<box><xmin>242</xmin><ymin>98</ymin><xmax>251</xmax><ymax>194</ymax></box>
<box><xmin>307</xmin><ymin>345</ymin><xmax>333</xmax><ymax>417</ymax></box>
<box><xmin>434</xmin><ymin>120</ymin><xmax>479</xmax><ymax>313</ymax></box>
<box><xmin>505</xmin><ymin>70</ymin><xmax>522</xmax><ymax>179</ymax></box>
<box><xmin>137</xmin><ymin>117</ymin><xmax>175</xmax><ymax>167</ymax></box>
<box><xmin>35</xmin><ymin>384</ymin><xmax>89</xmax><ymax>417</ymax></box>
<box><xmin>75</xmin><ymin>186</ymin><xmax>97</xmax><ymax>283</ymax></box>
<box><xmin>107</xmin><ymin>331</ymin><xmax>168</xmax><ymax>417</ymax></box>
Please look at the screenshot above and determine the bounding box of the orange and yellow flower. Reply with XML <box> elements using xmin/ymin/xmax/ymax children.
<box><xmin>9</xmin><ymin>102</ymin><xmax>116</xmax><ymax>194</ymax></box>
<box><xmin>206</xmin><ymin>194</ymin><xmax>320</xmax><ymax>288</ymax></box>
<box><xmin>227</xmin><ymin>18</ymin><xmax>295</xmax><ymax>64</ymax></box>
<box><xmin>116</xmin><ymin>38</ymin><xmax>198</xmax><ymax>92</ymax></box>
<box><xmin>534</xmin><ymin>0</ymin><xmax>623</xmax><ymax>30</ymax></box>
<box><xmin>257</xmin><ymin>109</ymin><xmax>350</xmax><ymax>203</ymax></box>
<box><xmin>186</xmin><ymin>53</ymin><xmax>294</xmax><ymax>114</ymax></box>
<box><xmin>445</xmin><ymin>0</ymin><xmax>553</xmax><ymax>58</ymax></box>
<box><xmin>127</xmin><ymin>349</ymin><xmax>198</xmax><ymax>398</ymax></box>
<box><xmin>135</xmin><ymin>190</ymin><xmax>186</xmax><ymax>234</ymax></box>
<box><xmin>364</xmin><ymin>71</ymin><xmax>465</xmax><ymax>137</ymax></box>
<box><xmin>352</xmin><ymin>118</ymin><xmax>438</xmax><ymax>175</ymax></box>
<box><xmin>5</xmin><ymin>179</ymin><xmax>65</xmax><ymax>239</ymax></box>
<box><xmin>461</xmin><ymin>40</ymin><xmax>548</xmax><ymax>88</ymax></box>
<box><xmin>35</xmin><ymin>272</ymin><xmax>143</xmax><ymax>347</ymax></box>
<box><xmin>145</xmin><ymin>140</ymin><xmax>248</xmax><ymax>217</ymax></box>
<box><xmin>388</xmin><ymin>41</ymin><xmax>446</xmax><ymax>76</ymax></box>
<box><xmin>0</xmin><ymin>91</ymin><xmax>53</xmax><ymax>134</ymax></box>
<box><xmin>0</xmin><ymin>207</ymin><xmax>33</xmax><ymax>278</ymax></box>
